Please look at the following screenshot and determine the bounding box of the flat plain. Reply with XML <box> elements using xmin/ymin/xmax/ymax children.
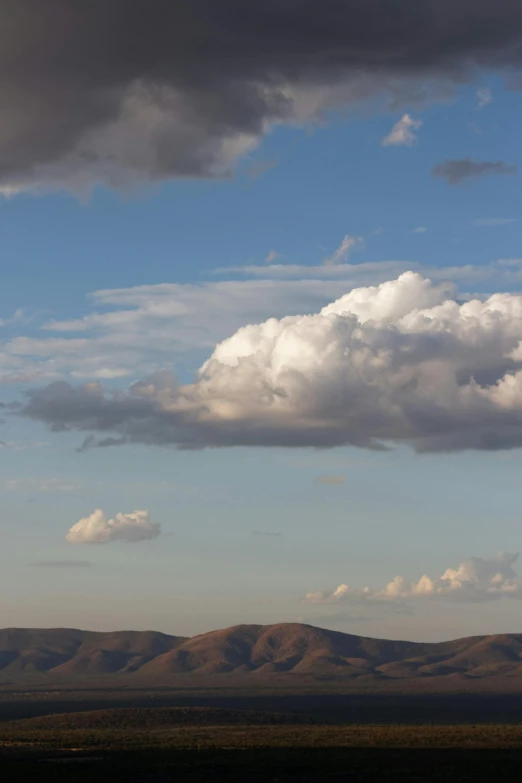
<box><xmin>2</xmin><ymin>706</ymin><xmax>522</xmax><ymax>782</ymax></box>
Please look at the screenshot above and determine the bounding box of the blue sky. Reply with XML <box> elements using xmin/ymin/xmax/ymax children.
<box><xmin>1</xmin><ymin>70</ymin><xmax>522</xmax><ymax>641</ymax></box>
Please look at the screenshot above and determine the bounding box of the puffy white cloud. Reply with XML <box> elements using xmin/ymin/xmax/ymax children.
<box><xmin>21</xmin><ymin>271</ymin><xmax>522</xmax><ymax>452</ymax></box>
<box><xmin>66</xmin><ymin>509</ymin><xmax>161</xmax><ymax>544</ymax></box>
<box><xmin>8</xmin><ymin>260</ymin><xmax>522</xmax><ymax>388</ymax></box>
<box><xmin>304</xmin><ymin>552</ymin><xmax>522</xmax><ymax>606</ymax></box>
<box><xmin>381</xmin><ymin>114</ymin><xmax>422</xmax><ymax>147</ymax></box>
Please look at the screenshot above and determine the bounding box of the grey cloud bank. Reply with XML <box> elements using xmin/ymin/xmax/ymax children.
<box><xmin>3</xmin><ymin>1</ymin><xmax>522</xmax><ymax>193</ymax></box>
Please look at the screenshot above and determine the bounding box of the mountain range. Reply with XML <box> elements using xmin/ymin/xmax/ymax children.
<box><xmin>2</xmin><ymin>623</ymin><xmax>522</xmax><ymax>681</ymax></box>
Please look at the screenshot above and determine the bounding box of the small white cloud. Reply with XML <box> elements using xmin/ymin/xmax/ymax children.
<box><xmin>477</xmin><ymin>87</ymin><xmax>492</xmax><ymax>109</ymax></box>
<box><xmin>66</xmin><ymin>509</ymin><xmax>161</xmax><ymax>544</ymax></box>
<box><xmin>303</xmin><ymin>553</ymin><xmax>522</xmax><ymax>607</ymax></box>
<box><xmin>381</xmin><ymin>114</ymin><xmax>422</xmax><ymax>147</ymax></box>
<box><xmin>323</xmin><ymin>234</ymin><xmax>363</xmax><ymax>266</ymax></box>
<box><xmin>264</xmin><ymin>249</ymin><xmax>281</xmax><ymax>264</ymax></box>
<box><xmin>411</xmin><ymin>226</ymin><xmax>427</xmax><ymax>234</ymax></box>
<box><xmin>316</xmin><ymin>475</ymin><xmax>345</xmax><ymax>485</ymax></box>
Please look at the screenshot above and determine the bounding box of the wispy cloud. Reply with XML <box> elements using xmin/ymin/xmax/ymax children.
<box><xmin>315</xmin><ymin>475</ymin><xmax>346</xmax><ymax>485</ymax></box>
<box><xmin>0</xmin><ymin>279</ymin><xmax>354</xmax><ymax>385</ymax></box>
<box><xmin>411</xmin><ymin>226</ymin><xmax>427</xmax><ymax>234</ymax></box>
<box><xmin>0</xmin><ymin>440</ymin><xmax>48</xmax><ymax>452</ymax></box>
<box><xmin>476</xmin><ymin>87</ymin><xmax>492</xmax><ymax>109</ymax></box>
<box><xmin>244</xmin><ymin>159</ymin><xmax>277</xmax><ymax>180</ymax></box>
<box><xmin>0</xmin><ymin>309</ymin><xmax>37</xmax><ymax>329</ymax></box>
<box><xmin>3</xmin><ymin>477</ymin><xmax>82</xmax><ymax>493</ymax></box>
<box><xmin>432</xmin><ymin>157</ymin><xmax>517</xmax><ymax>185</ymax></box>
<box><xmin>323</xmin><ymin>234</ymin><xmax>363</xmax><ymax>266</ymax></box>
<box><xmin>264</xmin><ymin>249</ymin><xmax>281</xmax><ymax>264</ymax></box>
<box><xmin>381</xmin><ymin>114</ymin><xmax>422</xmax><ymax>147</ymax></box>
<box><xmin>213</xmin><ymin>258</ymin><xmax>522</xmax><ymax>288</ymax></box>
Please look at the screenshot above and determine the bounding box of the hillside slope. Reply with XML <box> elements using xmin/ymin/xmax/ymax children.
<box><xmin>2</xmin><ymin>623</ymin><xmax>522</xmax><ymax>680</ymax></box>
<box><xmin>0</xmin><ymin>628</ymin><xmax>186</xmax><ymax>674</ymax></box>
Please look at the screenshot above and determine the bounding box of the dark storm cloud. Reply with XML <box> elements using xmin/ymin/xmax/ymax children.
<box><xmin>3</xmin><ymin>0</ymin><xmax>522</xmax><ymax>192</ymax></box>
<box><xmin>431</xmin><ymin>157</ymin><xmax>517</xmax><ymax>184</ymax></box>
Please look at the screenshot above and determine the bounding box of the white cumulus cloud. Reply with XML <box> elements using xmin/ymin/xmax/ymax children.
<box><xmin>66</xmin><ymin>509</ymin><xmax>161</xmax><ymax>544</ymax></box>
<box><xmin>381</xmin><ymin>114</ymin><xmax>422</xmax><ymax>147</ymax></box>
<box><xmin>304</xmin><ymin>553</ymin><xmax>522</xmax><ymax>606</ymax></box>
<box><xmin>22</xmin><ymin>271</ymin><xmax>522</xmax><ymax>453</ymax></box>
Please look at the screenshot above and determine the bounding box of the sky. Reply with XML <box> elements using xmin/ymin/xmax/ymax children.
<box><xmin>2</xmin><ymin>2</ymin><xmax>522</xmax><ymax>642</ymax></box>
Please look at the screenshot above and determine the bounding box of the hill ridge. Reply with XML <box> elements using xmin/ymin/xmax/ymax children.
<box><xmin>1</xmin><ymin>622</ymin><xmax>522</xmax><ymax>680</ymax></box>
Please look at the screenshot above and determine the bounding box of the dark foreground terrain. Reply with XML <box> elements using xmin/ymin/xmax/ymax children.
<box><xmin>5</xmin><ymin>622</ymin><xmax>522</xmax><ymax>780</ymax></box>
<box><xmin>4</xmin><ymin>681</ymin><xmax>522</xmax><ymax>724</ymax></box>
<box><xmin>2</xmin><ymin>707</ymin><xmax>522</xmax><ymax>782</ymax></box>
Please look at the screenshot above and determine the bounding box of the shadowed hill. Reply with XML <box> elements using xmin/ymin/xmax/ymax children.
<box><xmin>139</xmin><ymin>623</ymin><xmax>432</xmax><ymax>675</ymax></box>
<box><xmin>2</xmin><ymin>624</ymin><xmax>522</xmax><ymax>681</ymax></box>
<box><xmin>0</xmin><ymin>628</ymin><xmax>186</xmax><ymax>674</ymax></box>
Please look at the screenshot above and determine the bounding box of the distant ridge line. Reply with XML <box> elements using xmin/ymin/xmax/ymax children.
<box><xmin>1</xmin><ymin>623</ymin><xmax>522</xmax><ymax>680</ymax></box>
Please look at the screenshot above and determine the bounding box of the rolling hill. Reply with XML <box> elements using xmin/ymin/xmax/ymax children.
<box><xmin>2</xmin><ymin>623</ymin><xmax>522</xmax><ymax>681</ymax></box>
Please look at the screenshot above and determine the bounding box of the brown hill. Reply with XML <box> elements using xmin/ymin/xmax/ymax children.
<box><xmin>0</xmin><ymin>628</ymin><xmax>186</xmax><ymax>674</ymax></box>
<box><xmin>2</xmin><ymin>623</ymin><xmax>522</xmax><ymax>681</ymax></box>
<box><xmin>139</xmin><ymin>623</ymin><xmax>430</xmax><ymax>676</ymax></box>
